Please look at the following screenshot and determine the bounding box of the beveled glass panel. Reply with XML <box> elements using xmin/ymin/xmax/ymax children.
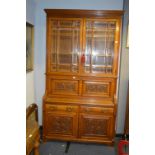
<box><xmin>92</xmin><ymin>56</ymin><xmax>106</xmax><ymax>66</ymax></box>
<box><xmin>85</xmin><ymin>20</ymin><xmax>116</xmax><ymax>74</ymax></box>
<box><xmin>50</xmin><ymin>19</ymin><xmax>81</xmax><ymax>73</ymax></box>
<box><xmin>59</xmin><ymin>31</ymin><xmax>73</xmax><ymax>53</ymax></box>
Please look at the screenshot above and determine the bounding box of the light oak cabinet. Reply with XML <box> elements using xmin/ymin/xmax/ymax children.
<box><xmin>43</xmin><ymin>9</ymin><xmax>123</xmax><ymax>145</ymax></box>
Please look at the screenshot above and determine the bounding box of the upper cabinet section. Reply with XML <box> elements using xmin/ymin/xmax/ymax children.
<box><xmin>45</xmin><ymin>10</ymin><xmax>123</xmax><ymax>77</ymax></box>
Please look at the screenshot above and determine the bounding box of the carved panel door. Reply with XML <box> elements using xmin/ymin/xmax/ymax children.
<box><xmin>79</xmin><ymin>114</ymin><xmax>114</xmax><ymax>140</ymax></box>
<box><xmin>45</xmin><ymin>112</ymin><xmax>78</xmax><ymax>138</ymax></box>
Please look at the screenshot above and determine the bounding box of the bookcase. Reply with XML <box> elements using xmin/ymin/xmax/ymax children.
<box><xmin>43</xmin><ymin>9</ymin><xmax>123</xmax><ymax>145</ymax></box>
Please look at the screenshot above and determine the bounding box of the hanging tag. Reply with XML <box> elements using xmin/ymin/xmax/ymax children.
<box><xmin>81</xmin><ymin>54</ymin><xmax>85</xmax><ymax>63</ymax></box>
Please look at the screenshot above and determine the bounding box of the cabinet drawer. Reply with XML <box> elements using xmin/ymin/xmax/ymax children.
<box><xmin>46</xmin><ymin>104</ymin><xmax>78</xmax><ymax>113</ymax></box>
<box><xmin>80</xmin><ymin>106</ymin><xmax>114</xmax><ymax>115</ymax></box>
<box><xmin>47</xmin><ymin>77</ymin><xmax>80</xmax><ymax>96</ymax></box>
<box><xmin>82</xmin><ymin>79</ymin><xmax>115</xmax><ymax>98</ymax></box>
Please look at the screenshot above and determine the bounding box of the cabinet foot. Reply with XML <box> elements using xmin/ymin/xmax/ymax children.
<box><xmin>65</xmin><ymin>141</ymin><xmax>70</xmax><ymax>153</ymax></box>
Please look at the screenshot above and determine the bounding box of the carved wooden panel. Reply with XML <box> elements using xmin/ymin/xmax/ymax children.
<box><xmin>46</xmin><ymin>112</ymin><xmax>78</xmax><ymax>137</ymax></box>
<box><xmin>50</xmin><ymin>79</ymin><xmax>79</xmax><ymax>95</ymax></box>
<box><xmin>82</xmin><ymin>81</ymin><xmax>112</xmax><ymax>97</ymax></box>
<box><xmin>79</xmin><ymin>114</ymin><xmax>113</xmax><ymax>139</ymax></box>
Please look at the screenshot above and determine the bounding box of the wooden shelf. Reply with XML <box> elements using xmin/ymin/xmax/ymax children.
<box><xmin>52</xmin><ymin>27</ymin><xmax>80</xmax><ymax>30</ymax></box>
<box><xmin>52</xmin><ymin>53</ymin><xmax>79</xmax><ymax>55</ymax></box>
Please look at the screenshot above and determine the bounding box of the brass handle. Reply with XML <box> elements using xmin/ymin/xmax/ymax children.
<box><xmin>66</xmin><ymin>107</ymin><xmax>73</xmax><ymax>112</ymax></box>
<box><xmin>84</xmin><ymin>108</ymin><xmax>90</xmax><ymax>113</ymax></box>
<box><xmin>73</xmin><ymin>76</ymin><xmax>76</xmax><ymax>79</ymax></box>
<box><xmin>49</xmin><ymin>106</ymin><xmax>57</xmax><ymax>111</ymax></box>
<box><xmin>101</xmin><ymin>109</ymin><xmax>105</xmax><ymax>113</ymax></box>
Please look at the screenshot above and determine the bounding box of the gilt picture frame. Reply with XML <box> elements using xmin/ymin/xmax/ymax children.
<box><xmin>26</xmin><ymin>22</ymin><xmax>34</xmax><ymax>72</ymax></box>
<box><xmin>126</xmin><ymin>23</ymin><xmax>129</xmax><ymax>48</ymax></box>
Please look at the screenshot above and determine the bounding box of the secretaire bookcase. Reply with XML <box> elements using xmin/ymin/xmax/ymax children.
<box><xmin>43</xmin><ymin>9</ymin><xmax>123</xmax><ymax>145</ymax></box>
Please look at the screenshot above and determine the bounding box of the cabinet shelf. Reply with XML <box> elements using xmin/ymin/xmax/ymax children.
<box><xmin>86</xmin><ymin>35</ymin><xmax>115</xmax><ymax>38</ymax></box>
<box><xmin>52</xmin><ymin>27</ymin><xmax>80</xmax><ymax>30</ymax></box>
<box><xmin>52</xmin><ymin>52</ymin><xmax>79</xmax><ymax>55</ymax></box>
<box><xmin>84</xmin><ymin>65</ymin><xmax>112</xmax><ymax>68</ymax></box>
<box><xmin>86</xmin><ymin>28</ymin><xmax>116</xmax><ymax>31</ymax></box>
<box><xmin>52</xmin><ymin>63</ymin><xmax>78</xmax><ymax>66</ymax></box>
<box><xmin>93</xmin><ymin>65</ymin><xmax>112</xmax><ymax>68</ymax></box>
<box><xmin>91</xmin><ymin>54</ymin><xmax>113</xmax><ymax>57</ymax></box>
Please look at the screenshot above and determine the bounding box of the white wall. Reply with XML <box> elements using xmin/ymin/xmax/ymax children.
<box><xmin>116</xmin><ymin>0</ymin><xmax>129</xmax><ymax>133</ymax></box>
<box><xmin>33</xmin><ymin>0</ymin><xmax>124</xmax><ymax>127</ymax></box>
<box><xmin>26</xmin><ymin>0</ymin><xmax>36</xmax><ymax>107</ymax></box>
<box><xmin>26</xmin><ymin>72</ymin><xmax>35</xmax><ymax>107</ymax></box>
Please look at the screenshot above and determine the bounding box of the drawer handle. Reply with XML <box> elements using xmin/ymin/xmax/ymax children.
<box><xmin>66</xmin><ymin>107</ymin><xmax>73</xmax><ymax>112</ymax></box>
<box><xmin>49</xmin><ymin>106</ymin><xmax>57</xmax><ymax>111</ymax></box>
<box><xmin>100</xmin><ymin>109</ymin><xmax>112</xmax><ymax>113</ymax></box>
<box><xmin>84</xmin><ymin>108</ymin><xmax>91</xmax><ymax>113</ymax></box>
<box><xmin>101</xmin><ymin>109</ymin><xmax>105</xmax><ymax>113</ymax></box>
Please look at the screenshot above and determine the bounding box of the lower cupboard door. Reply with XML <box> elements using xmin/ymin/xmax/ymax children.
<box><xmin>46</xmin><ymin>112</ymin><xmax>78</xmax><ymax>138</ymax></box>
<box><xmin>79</xmin><ymin>114</ymin><xmax>114</xmax><ymax>140</ymax></box>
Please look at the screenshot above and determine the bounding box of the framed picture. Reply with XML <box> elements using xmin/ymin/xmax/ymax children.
<box><xmin>26</xmin><ymin>22</ymin><xmax>34</xmax><ymax>72</ymax></box>
<box><xmin>126</xmin><ymin>23</ymin><xmax>129</xmax><ymax>48</ymax></box>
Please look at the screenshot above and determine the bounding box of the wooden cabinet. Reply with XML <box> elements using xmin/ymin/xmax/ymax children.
<box><xmin>43</xmin><ymin>9</ymin><xmax>123</xmax><ymax>145</ymax></box>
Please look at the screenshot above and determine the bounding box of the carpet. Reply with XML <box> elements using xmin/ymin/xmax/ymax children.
<box><xmin>30</xmin><ymin>139</ymin><xmax>120</xmax><ymax>155</ymax></box>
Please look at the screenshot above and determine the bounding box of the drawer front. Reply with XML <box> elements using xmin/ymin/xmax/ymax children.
<box><xmin>80</xmin><ymin>106</ymin><xmax>114</xmax><ymax>115</ymax></box>
<box><xmin>79</xmin><ymin>114</ymin><xmax>114</xmax><ymax>140</ymax></box>
<box><xmin>46</xmin><ymin>104</ymin><xmax>78</xmax><ymax>113</ymax></box>
<box><xmin>82</xmin><ymin>79</ymin><xmax>115</xmax><ymax>98</ymax></box>
<box><xmin>47</xmin><ymin>77</ymin><xmax>79</xmax><ymax>96</ymax></box>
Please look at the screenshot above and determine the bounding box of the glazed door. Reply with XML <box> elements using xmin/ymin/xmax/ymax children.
<box><xmin>82</xmin><ymin>19</ymin><xmax>120</xmax><ymax>76</ymax></box>
<box><xmin>48</xmin><ymin>18</ymin><xmax>83</xmax><ymax>74</ymax></box>
<box><xmin>48</xmin><ymin>18</ymin><xmax>120</xmax><ymax>76</ymax></box>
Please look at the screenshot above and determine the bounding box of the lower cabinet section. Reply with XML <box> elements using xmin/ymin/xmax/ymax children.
<box><xmin>43</xmin><ymin>103</ymin><xmax>115</xmax><ymax>144</ymax></box>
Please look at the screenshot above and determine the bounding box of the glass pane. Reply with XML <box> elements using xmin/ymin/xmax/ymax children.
<box><xmin>92</xmin><ymin>56</ymin><xmax>106</xmax><ymax>65</ymax></box>
<box><xmin>59</xmin><ymin>30</ymin><xmax>73</xmax><ymax>53</ymax></box>
<box><xmin>85</xmin><ymin>20</ymin><xmax>116</xmax><ymax>74</ymax></box>
<box><xmin>50</xmin><ymin>19</ymin><xmax>81</xmax><ymax>73</ymax></box>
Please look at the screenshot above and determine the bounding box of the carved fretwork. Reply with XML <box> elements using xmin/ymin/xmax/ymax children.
<box><xmin>83</xmin><ymin>118</ymin><xmax>108</xmax><ymax>136</ymax></box>
<box><xmin>55</xmin><ymin>82</ymin><xmax>76</xmax><ymax>92</ymax></box>
<box><xmin>85</xmin><ymin>83</ymin><xmax>108</xmax><ymax>93</ymax></box>
<box><xmin>50</xmin><ymin>116</ymin><xmax>73</xmax><ymax>134</ymax></box>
